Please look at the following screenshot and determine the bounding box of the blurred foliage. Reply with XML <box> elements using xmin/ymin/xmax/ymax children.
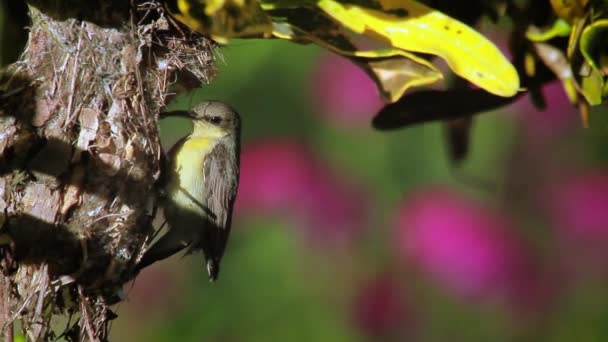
<box><xmin>521</xmin><ymin>0</ymin><xmax>608</xmax><ymax>127</ymax></box>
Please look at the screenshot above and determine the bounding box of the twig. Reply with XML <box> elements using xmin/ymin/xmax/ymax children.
<box><xmin>78</xmin><ymin>287</ymin><xmax>99</xmax><ymax>342</ymax></box>
<box><xmin>1</xmin><ymin>276</ymin><xmax>13</xmax><ymax>342</ymax></box>
<box><xmin>64</xmin><ymin>22</ymin><xmax>86</xmax><ymax>131</ymax></box>
<box><xmin>7</xmin><ymin>269</ymin><xmax>44</xmax><ymax>326</ymax></box>
<box><xmin>29</xmin><ymin>265</ymin><xmax>49</xmax><ymax>341</ymax></box>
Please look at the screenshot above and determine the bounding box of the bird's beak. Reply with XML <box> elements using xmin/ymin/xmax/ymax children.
<box><xmin>159</xmin><ymin>110</ymin><xmax>193</xmax><ymax>119</ymax></box>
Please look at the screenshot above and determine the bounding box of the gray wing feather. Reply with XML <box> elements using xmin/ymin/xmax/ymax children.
<box><xmin>201</xmin><ymin>141</ymin><xmax>239</xmax><ymax>262</ymax></box>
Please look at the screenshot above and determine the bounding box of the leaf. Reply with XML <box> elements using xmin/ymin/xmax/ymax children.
<box><xmin>533</xmin><ymin>42</ymin><xmax>573</xmax><ymax>81</ymax></box>
<box><xmin>352</xmin><ymin>51</ymin><xmax>443</xmax><ymax>102</ymax></box>
<box><xmin>526</xmin><ymin>19</ymin><xmax>572</xmax><ymax>42</ymax></box>
<box><xmin>580</xmin><ymin>67</ymin><xmax>604</xmax><ymax>105</ymax></box>
<box><xmin>372</xmin><ymin>88</ymin><xmax>522</xmax><ymax>130</ymax></box>
<box><xmin>164</xmin><ymin>0</ymin><xmax>273</xmax><ymax>43</ymax></box>
<box><xmin>550</xmin><ymin>0</ymin><xmax>588</xmax><ymax>23</ymax></box>
<box><xmin>580</xmin><ymin>19</ymin><xmax>608</xmax><ymax>73</ymax></box>
<box><xmin>315</xmin><ymin>0</ymin><xmax>520</xmax><ymax>97</ymax></box>
<box><xmin>567</xmin><ymin>14</ymin><xmax>588</xmax><ymax>58</ymax></box>
<box><xmin>267</xmin><ymin>7</ymin><xmax>442</xmax><ymax>102</ymax></box>
<box><xmin>532</xmin><ymin>42</ymin><xmax>580</xmax><ymax>104</ymax></box>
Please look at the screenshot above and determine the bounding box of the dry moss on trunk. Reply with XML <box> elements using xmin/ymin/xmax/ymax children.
<box><xmin>0</xmin><ymin>1</ymin><xmax>216</xmax><ymax>340</ymax></box>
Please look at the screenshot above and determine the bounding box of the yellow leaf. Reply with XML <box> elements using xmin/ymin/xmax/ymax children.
<box><xmin>352</xmin><ymin>50</ymin><xmax>444</xmax><ymax>102</ymax></box>
<box><xmin>165</xmin><ymin>0</ymin><xmax>273</xmax><ymax>43</ymax></box>
<box><xmin>267</xmin><ymin>7</ymin><xmax>442</xmax><ymax>102</ymax></box>
<box><xmin>316</xmin><ymin>0</ymin><xmax>520</xmax><ymax>97</ymax></box>
<box><xmin>550</xmin><ymin>0</ymin><xmax>588</xmax><ymax>23</ymax></box>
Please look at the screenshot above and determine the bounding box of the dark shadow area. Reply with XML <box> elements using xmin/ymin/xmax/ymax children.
<box><xmin>26</xmin><ymin>0</ymin><xmax>130</xmax><ymax>28</ymax></box>
<box><xmin>444</xmin><ymin>117</ymin><xmax>473</xmax><ymax>165</ymax></box>
<box><xmin>372</xmin><ymin>89</ymin><xmax>524</xmax><ymax>130</ymax></box>
<box><xmin>135</xmin><ymin>205</ymin><xmax>226</xmax><ymax>275</ymax></box>
<box><xmin>7</xmin><ymin>215</ymin><xmax>82</xmax><ymax>275</ymax></box>
<box><xmin>0</xmin><ymin>70</ymin><xmax>37</xmax><ymax>126</ymax></box>
<box><xmin>0</xmin><ymin>0</ymin><xmax>29</xmax><ymax>66</ymax></box>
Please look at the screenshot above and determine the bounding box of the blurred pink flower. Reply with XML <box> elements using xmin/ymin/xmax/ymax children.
<box><xmin>513</xmin><ymin>81</ymin><xmax>578</xmax><ymax>141</ymax></box>
<box><xmin>353</xmin><ymin>274</ymin><xmax>410</xmax><ymax>338</ymax></box>
<box><xmin>543</xmin><ymin>171</ymin><xmax>608</xmax><ymax>248</ymax></box>
<box><xmin>310</xmin><ymin>52</ymin><xmax>384</xmax><ymax>126</ymax></box>
<box><xmin>536</xmin><ymin>170</ymin><xmax>608</xmax><ymax>288</ymax></box>
<box><xmin>127</xmin><ymin>265</ymin><xmax>180</xmax><ymax>319</ymax></box>
<box><xmin>395</xmin><ymin>188</ymin><xmax>534</xmax><ymax>301</ymax></box>
<box><xmin>236</xmin><ymin>139</ymin><xmax>367</xmax><ymax>242</ymax></box>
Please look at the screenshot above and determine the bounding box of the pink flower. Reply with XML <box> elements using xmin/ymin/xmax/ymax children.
<box><xmin>395</xmin><ymin>188</ymin><xmax>532</xmax><ymax>301</ymax></box>
<box><xmin>544</xmin><ymin>171</ymin><xmax>608</xmax><ymax>240</ymax></box>
<box><xmin>236</xmin><ymin>139</ymin><xmax>367</xmax><ymax>242</ymax></box>
<box><xmin>127</xmin><ymin>264</ymin><xmax>180</xmax><ymax>319</ymax></box>
<box><xmin>542</xmin><ymin>169</ymin><xmax>608</xmax><ymax>276</ymax></box>
<box><xmin>352</xmin><ymin>274</ymin><xmax>410</xmax><ymax>338</ymax></box>
<box><xmin>513</xmin><ymin>81</ymin><xmax>578</xmax><ymax>141</ymax></box>
<box><xmin>310</xmin><ymin>52</ymin><xmax>384</xmax><ymax>126</ymax></box>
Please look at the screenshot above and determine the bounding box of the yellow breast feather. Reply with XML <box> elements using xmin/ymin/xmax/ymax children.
<box><xmin>170</xmin><ymin>137</ymin><xmax>218</xmax><ymax>213</ymax></box>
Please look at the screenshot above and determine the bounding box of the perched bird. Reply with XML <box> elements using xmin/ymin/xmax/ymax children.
<box><xmin>139</xmin><ymin>101</ymin><xmax>241</xmax><ymax>281</ymax></box>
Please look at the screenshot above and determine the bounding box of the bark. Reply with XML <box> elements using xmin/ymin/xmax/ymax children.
<box><xmin>0</xmin><ymin>1</ymin><xmax>216</xmax><ymax>340</ymax></box>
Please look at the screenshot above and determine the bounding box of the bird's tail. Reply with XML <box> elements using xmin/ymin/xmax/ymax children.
<box><xmin>206</xmin><ymin>258</ymin><xmax>220</xmax><ymax>282</ymax></box>
<box><xmin>136</xmin><ymin>231</ymin><xmax>189</xmax><ymax>272</ymax></box>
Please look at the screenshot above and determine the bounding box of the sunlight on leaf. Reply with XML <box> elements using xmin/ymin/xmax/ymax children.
<box><xmin>165</xmin><ymin>0</ymin><xmax>520</xmax><ymax>102</ymax></box>
<box><xmin>315</xmin><ymin>0</ymin><xmax>520</xmax><ymax>97</ymax></box>
<box><xmin>267</xmin><ymin>7</ymin><xmax>442</xmax><ymax>102</ymax></box>
<box><xmin>164</xmin><ymin>0</ymin><xmax>273</xmax><ymax>43</ymax></box>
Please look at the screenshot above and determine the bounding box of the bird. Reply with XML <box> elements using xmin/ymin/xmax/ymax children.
<box><xmin>138</xmin><ymin>100</ymin><xmax>241</xmax><ymax>281</ymax></box>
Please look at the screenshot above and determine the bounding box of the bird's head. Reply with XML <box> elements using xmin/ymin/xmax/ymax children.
<box><xmin>161</xmin><ymin>100</ymin><xmax>241</xmax><ymax>139</ymax></box>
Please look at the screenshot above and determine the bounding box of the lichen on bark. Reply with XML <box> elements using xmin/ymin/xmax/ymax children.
<box><xmin>0</xmin><ymin>1</ymin><xmax>216</xmax><ymax>340</ymax></box>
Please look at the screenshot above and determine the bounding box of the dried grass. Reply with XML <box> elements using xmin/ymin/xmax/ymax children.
<box><xmin>0</xmin><ymin>1</ymin><xmax>218</xmax><ymax>340</ymax></box>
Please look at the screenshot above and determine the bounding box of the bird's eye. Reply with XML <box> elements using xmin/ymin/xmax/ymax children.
<box><xmin>206</xmin><ymin>115</ymin><xmax>223</xmax><ymax>125</ymax></box>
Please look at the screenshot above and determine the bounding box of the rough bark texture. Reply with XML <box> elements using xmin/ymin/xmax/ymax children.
<box><xmin>0</xmin><ymin>1</ymin><xmax>216</xmax><ymax>340</ymax></box>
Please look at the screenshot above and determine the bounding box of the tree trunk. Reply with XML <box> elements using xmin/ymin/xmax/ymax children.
<box><xmin>0</xmin><ymin>1</ymin><xmax>216</xmax><ymax>340</ymax></box>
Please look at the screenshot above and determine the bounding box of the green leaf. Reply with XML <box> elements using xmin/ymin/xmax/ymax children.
<box><xmin>580</xmin><ymin>67</ymin><xmax>605</xmax><ymax>105</ymax></box>
<box><xmin>526</xmin><ymin>19</ymin><xmax>572</xmax><ymax>42</ymax></box>
<box><xmin>580</xmin><ymin>19</ymin><xmax>608</xmax><ymax>73</ymax></box>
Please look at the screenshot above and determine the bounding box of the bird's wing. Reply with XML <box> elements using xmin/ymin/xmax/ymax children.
<box><xmin>200</xmin><ymin>140</ymin><xmax>239</xmax><ymax>274</ymax></box>
<box><xmin>204</xmin><ymin>141</ymin><xmax>239</xmax><ymax>229</ymax></box>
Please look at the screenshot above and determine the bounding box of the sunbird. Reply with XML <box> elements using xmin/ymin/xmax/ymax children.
<box><xmin>139</xmin><ymin>101</ymin><xmax>241</xmax><ymax>281</ymax></box>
